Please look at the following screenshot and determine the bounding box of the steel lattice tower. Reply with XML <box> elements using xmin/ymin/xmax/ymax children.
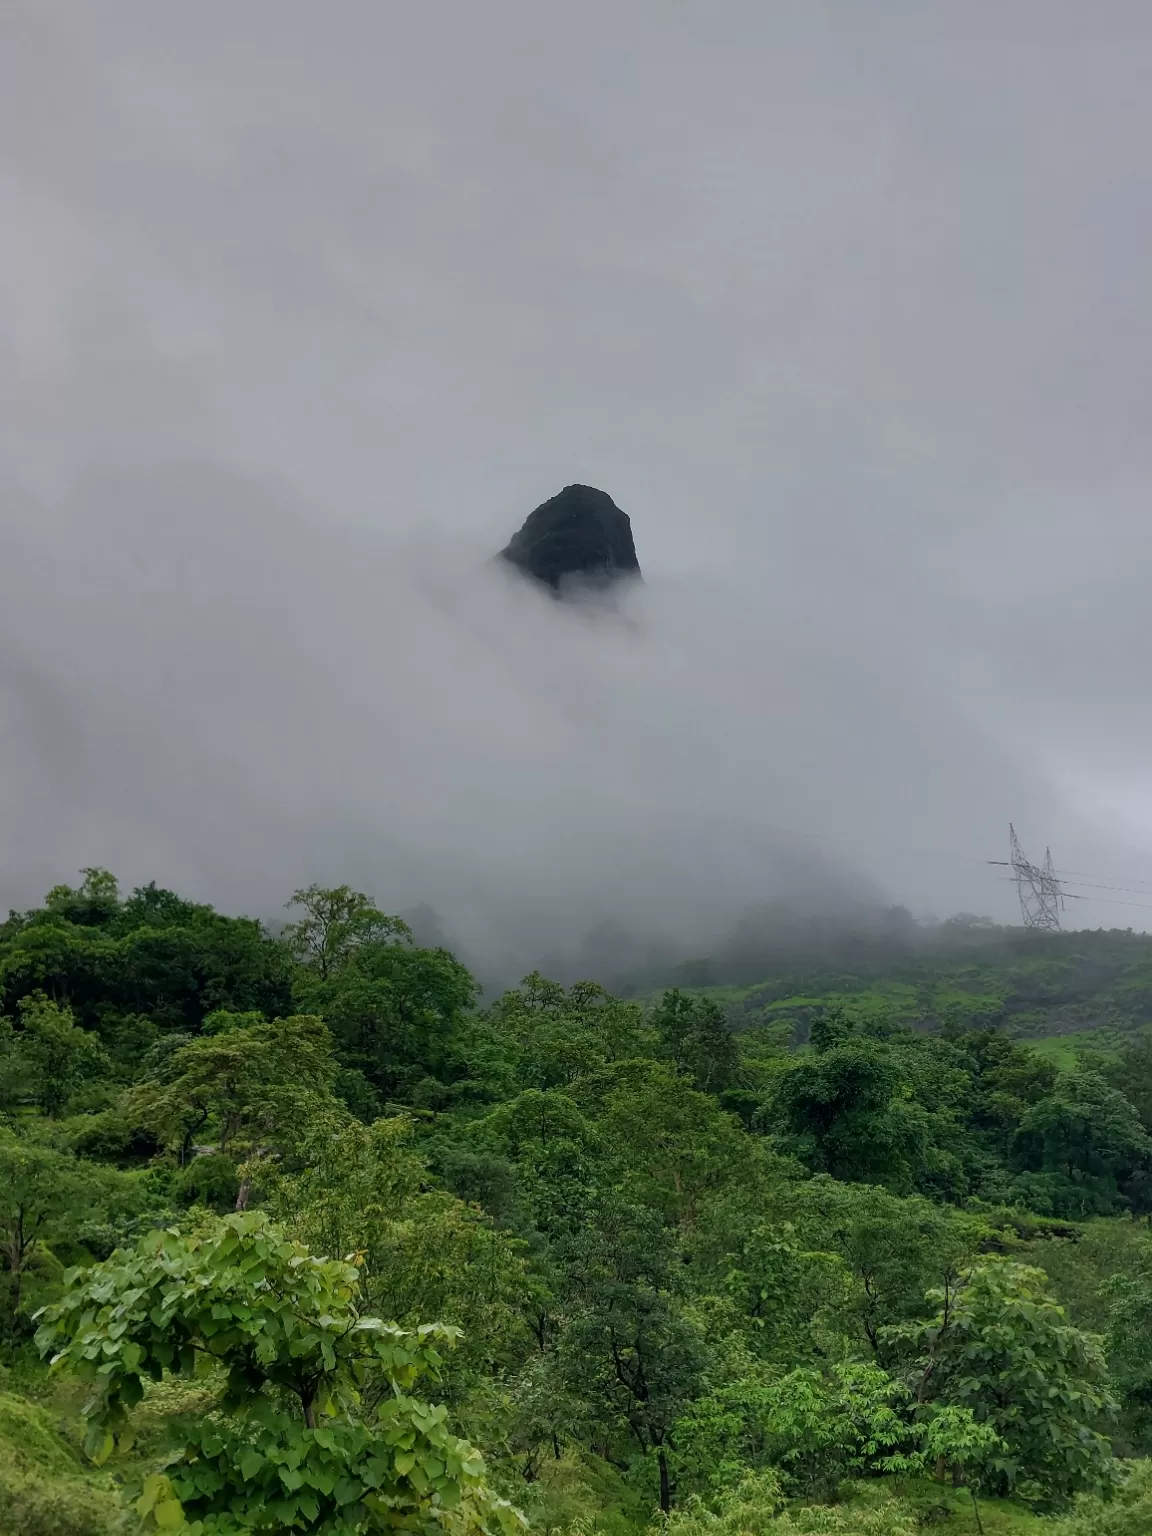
<box><xmin>1009</xmin><ymin>824</ymin><xmax>1064</xmax><ymax>931</ymax></box>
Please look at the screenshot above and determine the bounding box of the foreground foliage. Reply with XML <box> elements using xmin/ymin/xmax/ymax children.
<box><xmin>37</xmin><ymin>1214</ymin><xmax>522</xmax><ymax>1535</ymax></box>
<box><xmin>4</xmin><ymin>872</ymin><xmax>1152</xmax><ymax>1533</ymax></box>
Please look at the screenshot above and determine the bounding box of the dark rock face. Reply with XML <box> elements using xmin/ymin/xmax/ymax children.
<box><xmin>500</xmin><ymin>484</ymin><xmax>641</xmax><ymax>594</ymax></box>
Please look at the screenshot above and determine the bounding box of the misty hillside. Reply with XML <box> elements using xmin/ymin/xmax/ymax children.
<box><xmin>678</xmin><ymin>924</ymin><xmax>1152</xmax><ymax>1054</ymax></box>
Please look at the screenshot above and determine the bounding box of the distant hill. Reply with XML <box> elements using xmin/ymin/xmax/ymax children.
<box><xmin>681</xmin><ymin>924</ymin><xmax>1152</xmax><ymax>1052</ymax></box>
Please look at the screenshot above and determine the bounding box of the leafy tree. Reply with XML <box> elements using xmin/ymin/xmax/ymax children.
<box><xmin>173</xmin><ymin>1151</ymin><xmax>242</xmax><ymax>1213</ymax></box>
<box><xmin>474</xmin><ymin>975</ymin><xmax>653</xmax><ymax>1096</ymax></box>
<box><xmin>452</xmin><ymin>1090</ymin><xmax>608</xmax><ymax>1377</ymax></box>
<box><xmin>651</xmin><ymin>989</ymin><xmax>739</xmax><ymax>1093</ymax></box>
<box><xmin>282</xmin><ymin>885</ymin><xmax>411</xmax><ymax>980</ymax></box>
<box><xmin>673</xmin><ymin>1360</ymin><xmax>919</xmax><ymax>1501</ymax></box>
<box><xmin>465</xmin><ymin>1089</ymin><xmax>602</xmax><ymax>1241</ymax></box>
<box><xmin>6</xmin><ymin>993</ymin><xmax>111</xmax><ymax>1116</ymax></box>
<box><xmin>1013</xmin><ymin>1067</ymin><xmax>1152</xmax><ymax>1214</ymax></box>
<box><xmin>1105</xmin><ymin>1033</ymin><xmax>1152</xmax><ymax>1135</ymax></box>
<box><xmin>0</xmin><ymin>876</ymin><xmax>295</xmax><ymax>1033</ymax></box>
<box><xmin>755</xmin><ymin>1019</ymin><xmax>986</xmax><ymax>1202</ymax></box>
<box><xmin>0</xmin><ymin>918</ymin><xmax>119</xmax><ymax>1024</ymax></box>
<box><xmin>1101</xmin><ymin>1242</ymin><xmax>1152</xmax><ymax>1449</ymax></box>
<box><xmin>262</xmin><ymin>1113</ymin><xmax>533</xmax><ymax>1391</ymax></box>
<box><xmin>493</xmin><ymin>1349</ymin><xmax>577</xmax><ymax>1484</ymax></box>
<box><xmin>1027</xmin><ymin>1216</ymin><xmax>1152</xmax><ymax>1341</ymax></box>
<box><xmin>0</xmin><ymin>1136</ymin><xmax>113</xmax><ymax>1322</ymax></box>
<box><xmin>766</xmin><ymin>1177</ymin><xmax>984</xmax><ymax>1361</ymax></box>
<box><xmin>70</xmin><ymin>1105</ymin><xmax>165</xmax><ymax>1166</ymax></box>
<box><xmin>118</xmin><ymin>880</ymin><xmax>218</xmax><ymax>929</ymax></box>
<box><xmin>116</xmin><ymin>914</ymin><xmax>296</xmax><ymax>1030</ymax></box>
<box><xmin>36</xmin><ymin>1213</ymin><xmax>524</xmax><ymax>1536</ymax></box>
<box><xmin>960</xmin><ymin>1030</ymin><xmax>1058</xmax><ymax>1147</ymax></box>
<box><xmin>553</xmin><ymin>1195</ymin><xmax>709</xmax><ymax>1512</ymax></box>
<box><xmin>753</xmin><ymin>1360</ymin><xmax>917</xmax><ymax>1493</ymax></box>
<box><xmin>1049</xmin><ymin>1459</ymin><xmax>1152</xmax><ymax>1536</ymax></box>
<box><xmin>124</xmin><ymin>1013</ymin><xmax>339</xmax><ymax>1175</ymax></box>
<box><xmin>267</xmin><ymin>1112</ymin><xmax>428</xmax><ymax>1258</ymax></box>
<box><xmin>918</xmin><ymin>1407</ymin><xmax>1004</xmax><ymax>1535</ymax></box>
<box><xmin>581</xmin><ymin>1060</ymin><xmax>749</xmax><ymax>1226</ymax></box>
<box><xmin>764</xmin><ymin>1036</ymin><xmax>931</xmax><ymax>1193</ymax></box>
<box><xmin>41</xmin><ymin>868</ymin><xmax>122</xmax><ymax>929</ymax></box>
<box><xmin>887</xmin><ymin>1259</ymin><xmax>1117</xmax><ymax>1506</ymax></box>
<box><xmin>298</xmin><ymin>941</ymin><xmax>478</xmax><ymax>1104</ymax></box>
<box><xmin>684</xmin><ymin>1195</ymin><xmax>847</xmax><ymax>1364</ymax></box>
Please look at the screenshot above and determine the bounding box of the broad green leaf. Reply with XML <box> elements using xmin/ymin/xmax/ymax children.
<box><xmin>152</xmin><ymin>1497</ymin><xmax>185</xmax><ymax>1530</ymax></box>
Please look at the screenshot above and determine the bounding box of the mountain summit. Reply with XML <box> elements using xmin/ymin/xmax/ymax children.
<box><xmin>499</xmin><ymin>484</ymin><xmax>641</xmax><ymax>595</ymax></box>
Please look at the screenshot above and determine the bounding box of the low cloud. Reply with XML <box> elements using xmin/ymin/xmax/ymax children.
<box><xmin>4</xmin><ymin>2</ymin><xmax>1152</xmax><ymax>975</ymax></box>
<box><xmin>0</xmin><ymin>454</ymin><xmax>1053</xmax><ymax>987</ymax></box>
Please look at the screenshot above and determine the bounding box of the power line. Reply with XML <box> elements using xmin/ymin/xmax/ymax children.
<box><xmin>994</xmin><ymin>878</ymin><xmax>1152</xmax><ymax>912</ymax></box>
<box><xmin>861</xmin><ymin>842</ymin><xmax>1152</xmax><ymax>896</ymax></box>
<box><xmin>1050</xmin><ymin>862</ymin><xmax>1152</xmax><ymax>887</ymax></box>
<box><xmin>988</xmin><ymin>864</ymin><xmax>1152</xmax><ymax>899</ymax></box>
<box><xmin>1054</xmin><ymin>875</ymin><xmax>1152</xmax><ymax>896</ymax></box>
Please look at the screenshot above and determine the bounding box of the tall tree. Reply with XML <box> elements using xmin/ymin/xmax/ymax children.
<box><xmin>0</xmin><ymin>875</ymin><xmax>295</xmax><ymax>1031</ymax></box>
<box><xmin>1013</xmin><ymin>1066</ymin><xmax>1152</xmax><ymax>1215</ymax></box>
<box><xmin>651</xmin><ymin>989</ymin><xmax>739</xmax><ymax>1094</ymax></box>
<box><xmin>282</xmin><ymin>885</ymin><xmax>411</xmax><ymax>980</ymax></box>
<box><xmin>262</xmin><ymin>1112</ymin><xmax>533</xmax><ymax>1391</ymax></box>
<box><xmin>7</xmin><ymin>993</ymin><xmax>110</xmax><ymax>1116</ymax></box>
<box><xmin>887</xmin><ymin>1260</ymin><xmax>1117</xmax><ymax>1507</ymax></box>
<box><xmin>0</xmin><ymin>1136</ymin><xmax>112</xmax><ymax>1322</ymax></box>
<box><xmin>764</xmin><ymin>1177</ymin><xmax>984</xmax><ymax>1361</ymax></box>
<box><xmin>766</xmin><ymin>1037</ymin><xmax>930</xmax><ymax>1192</ymax></box>
<box><xmin>298</xmin><ymin>941</ymin><xmax>477</xmax><ymax>1103</ymax></box>
<box><xmin>554</xmin><ymin>1196</ymin><xmax>709</xmax><ymax>1512</ymax></box>
<box><xmin>585</xmin><ymin>1060</ymin><xmax>750</xmax><ymax>1226</ymax></box>
<box><xmin>124</xmin><ymin>1012</ymin><xmax>339</xmax><ymax>1176</ymax></box>
<box><xmin>476</xmin><ymin>975</ymin><xmax>654</xmax><ymax>1096</ymax></box>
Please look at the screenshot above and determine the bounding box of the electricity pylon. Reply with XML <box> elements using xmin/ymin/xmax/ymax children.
<box><xmin>1009</xmin><ymin>824</ymin><xmax>1064</xmax><ymax>931</ymax></box>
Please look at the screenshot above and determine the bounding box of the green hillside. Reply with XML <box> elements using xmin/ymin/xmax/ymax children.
<box><xmin>688</xmin><ymin>925</ymin><xmax>1152</xmax><ymax>1052</ymax></box>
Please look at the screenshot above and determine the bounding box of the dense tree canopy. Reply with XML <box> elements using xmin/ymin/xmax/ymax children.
<box><xmin>3</xmin><ymin>873</ymin><xmax>1152</xmax><ymax>1535</ymax></box>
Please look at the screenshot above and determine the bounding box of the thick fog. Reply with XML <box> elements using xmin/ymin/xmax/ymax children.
<box><xmin>4</xmin><ymin>2</ymin><xmax>1152</xmax><ymax>978</ymax></box>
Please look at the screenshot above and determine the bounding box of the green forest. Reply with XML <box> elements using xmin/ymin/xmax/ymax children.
<box><xmin>5</xmin><ymin>872</ymin><xmax>1152</xmax><ymax>1536</ymax></box>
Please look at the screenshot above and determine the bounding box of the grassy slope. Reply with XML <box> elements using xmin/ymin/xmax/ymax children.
<box><xmin>850</xmin><ymin>1476</ymin><xmax>1048</xmax><ymax>1534</ymax></box>
<box><xmin>0</xmin><ymin>1371</ymin><xmax>218</xmax><ymax>1536</ymax></box>
<box><xmin>690</xmin><ymin>929</ymin><xmax>1152</xmax><ymax>1047</ymax></box>
<box><xmin>0</xmin><ymin>1385</ymin><xmax>120</xmax><ymax>1536</ymax></box>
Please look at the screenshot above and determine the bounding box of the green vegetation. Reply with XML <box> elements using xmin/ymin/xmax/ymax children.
<box><xmin>692</xmin><ymin>921</ymin><xmax>1152</xmax><ymax>1045</ymax></box>
<box><xmin>4</xmin><ymin>871</ymin><xmax>1152</xmax><ymax>1534</ymax></box>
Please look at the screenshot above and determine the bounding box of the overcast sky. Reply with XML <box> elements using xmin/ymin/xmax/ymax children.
<box><xmin>4</xmin><ymin>1</ymin><xmax>1152</xmax><ymax>961</ymax></box>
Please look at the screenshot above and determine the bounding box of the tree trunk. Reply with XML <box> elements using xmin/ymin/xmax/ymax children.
<box><xmin>180</xmin><ymin>1108</ymin><xmax>209</xmax><ymax>1167</ymax></box>
<box><xmin>657</xmin><ymin>1449</ymin><xmax>671</xmax><ymax>1514</ymax></box>
<box><xmin>8</xmin><ymin>1218</ymin><xmax>28</xmax><ymax>1318</ymax></box>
